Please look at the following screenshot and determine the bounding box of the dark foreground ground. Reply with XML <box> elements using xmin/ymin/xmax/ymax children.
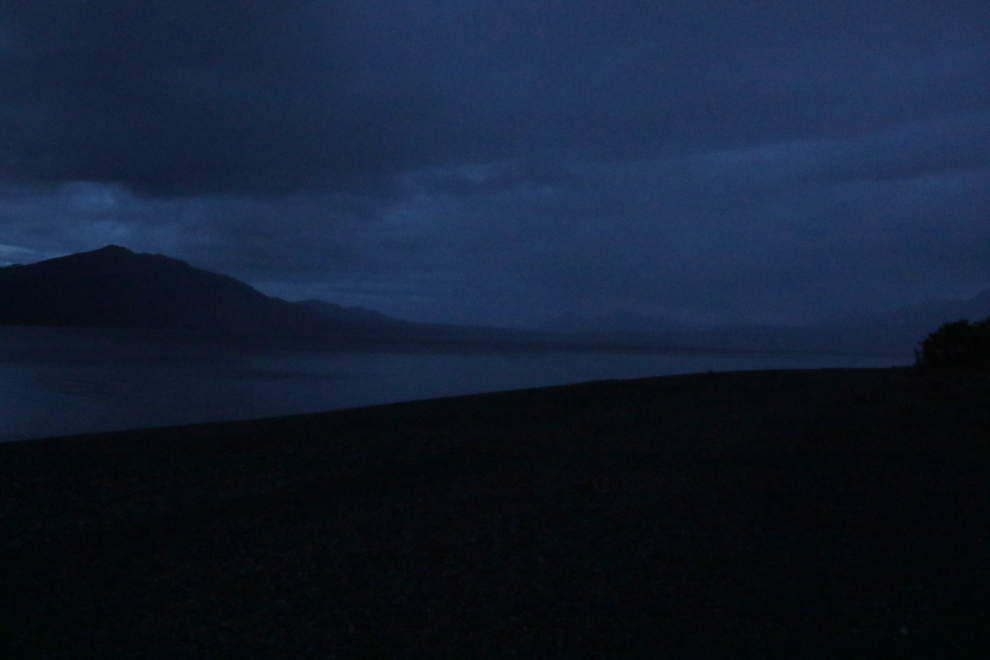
<box><xmin>3</xmin><ymin>367</ymin><xmax>989</xmax><ymax>659</ymax></box>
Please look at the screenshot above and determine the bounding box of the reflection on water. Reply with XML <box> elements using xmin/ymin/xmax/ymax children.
<box><xmin>0</xmin><ymin>327</ymin><xmax>909</xmax><ymax>442</ymax></box>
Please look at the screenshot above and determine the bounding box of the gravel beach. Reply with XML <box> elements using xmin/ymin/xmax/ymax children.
<box><xmin>3</xmin><ymin>367</ymin><xmax>989</xmax><ymax>658</ymax></box>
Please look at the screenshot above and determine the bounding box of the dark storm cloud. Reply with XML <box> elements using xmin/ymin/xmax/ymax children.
<box><xmin>1</xmin><ymin>123</ymin><xmax>987</xmax><ymax>326</ymax></box>
<box><xmin>2</xmin><ymin>0</ymin><xmax>988</xmax><ymax>195</ymax></box>
<box><xmin>1</xmin><ymin>0</ymin><xmax>988</xmax><ymax>327</ymax></box>
<box><xmin>315</xmin><ymin>112</ymin><xmax>990</xmax><ymax>326</ymax></box>
<box><xmin>0</xmin><ymin>0</ymin><xmax>439</xmax><ymax>193</ymax></box>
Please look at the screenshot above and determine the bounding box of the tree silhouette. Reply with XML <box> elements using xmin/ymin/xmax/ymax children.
<box><xmin>915</xmin><ymin>317</ymin><xmax>990</xmax><ymax>372</ymax></box>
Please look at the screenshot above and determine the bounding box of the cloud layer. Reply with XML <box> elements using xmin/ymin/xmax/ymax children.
<box><xmin>1</xmin><ymin>1</ymin><xmax>988</xmax><ymax>326</ymax></box>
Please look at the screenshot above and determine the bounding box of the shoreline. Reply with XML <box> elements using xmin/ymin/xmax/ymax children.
<box><xmin>4</xmin><ymin>367</ymin><xmax>989</xmax><ymax>657</ymax></box>
<box><xmin>0</xmin><ymin>348</ymin><xmax>909</xmax><ymax>444</ymax></box>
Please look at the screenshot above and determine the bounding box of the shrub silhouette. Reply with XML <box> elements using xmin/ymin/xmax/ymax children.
<box><xmin>915</xmin><ymin>317</ymin><xmax>990</xmax><ymax>372</ymax></box>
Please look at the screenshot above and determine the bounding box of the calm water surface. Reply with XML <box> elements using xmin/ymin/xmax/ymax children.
<box><xmin>0</xmin><ymin>327</ymin><xmax>909</xmax><ymax>442</ymax></box>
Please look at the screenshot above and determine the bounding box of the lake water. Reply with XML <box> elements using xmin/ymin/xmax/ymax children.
<box><xmin>0</xmin><ymin>327</ymin><xmax>910</xmax><ymax>442</ymax></box>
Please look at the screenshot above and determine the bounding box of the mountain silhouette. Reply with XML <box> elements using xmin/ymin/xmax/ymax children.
<box><xmin>7</xmin><ymin>245</ymin><xmax>981</xmax><ymax>355</ymax></box>
<box><xmin>0</xmin><ymin>245</ymin><xmax>373</xmax><ymax>334</ymax></box>
<box><xmin>295</xmin><ymin>299</ymin><xmax>416</xmax><ymax>327</ymax></box>
<box><xmin>543</xmin><ymin>289</ymin><xmax>990</xmax><ymax>356</ymax></box>
<box><xmin>0</xmin><ymin>246</ymin><xmax>564</xmax><ymax>346</ymax></box>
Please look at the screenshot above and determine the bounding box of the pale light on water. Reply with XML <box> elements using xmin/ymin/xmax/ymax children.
<box><xmin>0</xmin><ymin>327</ymin><xmax>909</xmax><ymax>442</ymax></box>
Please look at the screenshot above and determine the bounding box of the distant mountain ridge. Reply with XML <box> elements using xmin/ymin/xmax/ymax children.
<box><xmin>295</xmin><ymin>299</ymin><xmax>414</xmax><ymax>327</ymax></box>
<box><xmin>2</xmin><ymin>245</ymin><xmax>984</xmax><ymax>356</ymax></box>
<box><xmin>0</xmin><ymin>245</ymin><xmax>389</xmax><ymax>335</ymax></box>
<box><xmin>544</xmin><ymin>290</ymin><xmax>990</xmax><ymax>356</ymax></box>
<box><xmin>0</xmin><ymin>246</ymin><xmax>574</xmax><ymax>348</ymax></box>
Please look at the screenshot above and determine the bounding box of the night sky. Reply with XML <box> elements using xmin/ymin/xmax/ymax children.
<box><xmin>1</xmin><ymin>0</ymin><xmax>988</xmax><ymax>328</ymax></box>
